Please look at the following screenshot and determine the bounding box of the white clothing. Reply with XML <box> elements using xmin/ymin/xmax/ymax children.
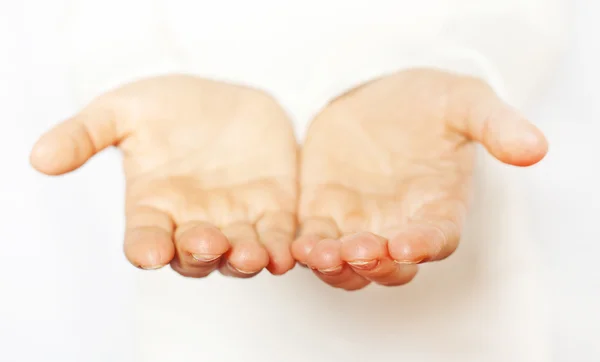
<box><xmin>58</xmin><ymin>1</ymin><xmax>569</xmax><ymax>361</ymax></box>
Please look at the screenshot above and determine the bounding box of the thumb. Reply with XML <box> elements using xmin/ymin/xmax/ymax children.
<box><xmin>451</xmin><ymin>82</ymin><xmax>548</xmax><ymax>167</ymax></box>
<box><xmin>30</xmin><ymin>106</ymin><xmax>120</xmax><ymax>175</ymax></box>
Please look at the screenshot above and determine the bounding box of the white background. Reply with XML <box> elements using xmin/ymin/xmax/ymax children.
<box><xmin>0</xmin><ymin>1</ymin><xmax>598</xmax><ymax>361</ymax></box>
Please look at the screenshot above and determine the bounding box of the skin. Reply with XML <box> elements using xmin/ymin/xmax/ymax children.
<box><xmin>30</xmin><ymin>75</ymin><xmax>298</xmax><ymax>277</ymax></box>
<box><xmin>293</xmin><ymin>68</ymin><xmax>548</xmax><ymax>290</ymax></box>
<box><xmin>30</xmin><ymin>69</ymin><xmax>548</xmax><ymax>289</ymax></box>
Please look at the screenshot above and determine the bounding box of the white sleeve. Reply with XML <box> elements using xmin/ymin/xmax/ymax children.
<box><xmin>61</xmin><ymin>0</ymin><xmax>181</xmax><ymax>107</ymax></box>
<box><xmin>307</xmin><ymin>0</ymin><xmax>570</xmax><ymax>112</ymax></box>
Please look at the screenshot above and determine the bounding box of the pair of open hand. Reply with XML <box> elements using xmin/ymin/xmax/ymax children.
<box><xmin>30</xmin><ymin>69</ymin><xmax>547</xmax><ymax>291</ymax></box>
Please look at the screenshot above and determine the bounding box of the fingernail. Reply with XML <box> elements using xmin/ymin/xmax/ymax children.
<box><xmin>393</xmin><ymin>258</ymin><xmax>423</xmax><ymax>265</ymax></box>
<box><xmin>348</xmin><ymin>259</ymin><xmax>379</xmax><ymax>270</ymax></box>
<box><xmin>140</xmin><ymin>264</ymin><xmax>166</xmax><ymax>270</ymax></box>
<box><xmin>192</xmin><ymin>254</ymin><xmax>221</xmax><ymax>262</ymax></box>
<box><xmin>227</xmin><ymin>262</ymin><xmax>257</xmax><ymax>275</ymax></box>
<box><xmin>317</xmin><ymin>265</ymin><xmax>343</xmax><ymax>275</ymax></box>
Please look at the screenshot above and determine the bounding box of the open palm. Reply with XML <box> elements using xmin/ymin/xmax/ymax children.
<box><xmin>293</xmin><ymin>69</ymin><xmax>547</xmax><ymax>290</ymax></box>
<box><xmin>31</xmin><ymin>75</ymin><xmax>298</xmax><ymax>277</ymax></box>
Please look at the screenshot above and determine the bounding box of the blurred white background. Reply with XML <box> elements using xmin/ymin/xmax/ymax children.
<box><xmin>0</xmin><ymin>1</ymin><xmax>598</xmax><ymax>361</ymax></box>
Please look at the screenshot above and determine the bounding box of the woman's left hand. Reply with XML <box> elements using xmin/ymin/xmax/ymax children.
<box><xmin>292</xmin><ymin>68</ymin><xmax>547</xmax><ymax>290</ymax></box>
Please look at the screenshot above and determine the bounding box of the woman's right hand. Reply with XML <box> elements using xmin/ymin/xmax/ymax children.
<box><xmin>30</xmin><ymin>75</ymin><xmax>299</xmax><ymax>278</ymax></box>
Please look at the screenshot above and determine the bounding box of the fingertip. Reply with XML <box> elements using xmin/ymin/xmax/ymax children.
<box><xmin>489</xmin><ymin>125</ymin><xmax>549</xmax><ymax>167</ymax></box>
<box><xmin>226</xmin><ymin>242</ymin><xmax>270</xmax><ymax>275</ymax></box>
<box><xmin>340</xmin><ymin>232</ymin><xmax>386</xmax><ymax>264</ymax></box>
<box><xmin>387</xmin><ymin>225</ymin><xmax>444</xmax><ymax>264</ymax></box>
<box><xmin>461</xmin><ymin>92</ymin><xmax>549</xmax><ymax>167</ymax></box>
<box><xmin>260</xmin><ymin>230</ymin><xmax>296</xmax><ymax>275</ymax></box>
<box><xmin>124</xmin><ymin>228</ymin><xmax>175</xmax><ymax>270</ymax></box>
<box><xmin>262</xmin><ymin>231</ymin><xmax>296</xmax><ymax>275</ymax></box>
<box><xmin>31</xmin><ymin>107</ymin><xmax>120</xmax><ymax>175</ymax></box>
<box><xmin>267</xmin><ymin>255</ymin><xmax>296</xmax><ymax>275</ymax></box>
<box><xmin>291</xmin><ymin>235</ymin><xmax>320</xmax><ymax>265</ymax></box>
<box><xmin>255</xmin><ymin>217</ymin><xmax>296</xmax><ymax>275</ymax></box>
<box><xmin>29</xmin><ymin>135</ymin><xmax>77</xmax><ymax>175</ymax></box>
<box><xmin>307</xmin><ymin>238</ymin><xmax>343</xmax><ymax>272</ymax></box>
<box><xmin>126</xmin><ymin>241</ymin><xmax>175</xmax><ymax>270</ymax></box>
<box><xmin>177</xmin><ymin>223</ymin><xmax>230</xmax><ymax>260</ymax></box>
<box><xmin>220</xmin><ymin>223</ymin><xmax>270</xmax><ymax>275</ymax></box>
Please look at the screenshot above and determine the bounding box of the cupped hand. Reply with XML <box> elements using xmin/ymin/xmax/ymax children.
<box><xmin>293</xmin><ymin>69</ymin><xmax>547</xmax><ymax>290</ymax></box>
<box><xmin>31</xmin><ymin>75</ymin><xmax>298</xmax><ymax>278</ymax></box>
